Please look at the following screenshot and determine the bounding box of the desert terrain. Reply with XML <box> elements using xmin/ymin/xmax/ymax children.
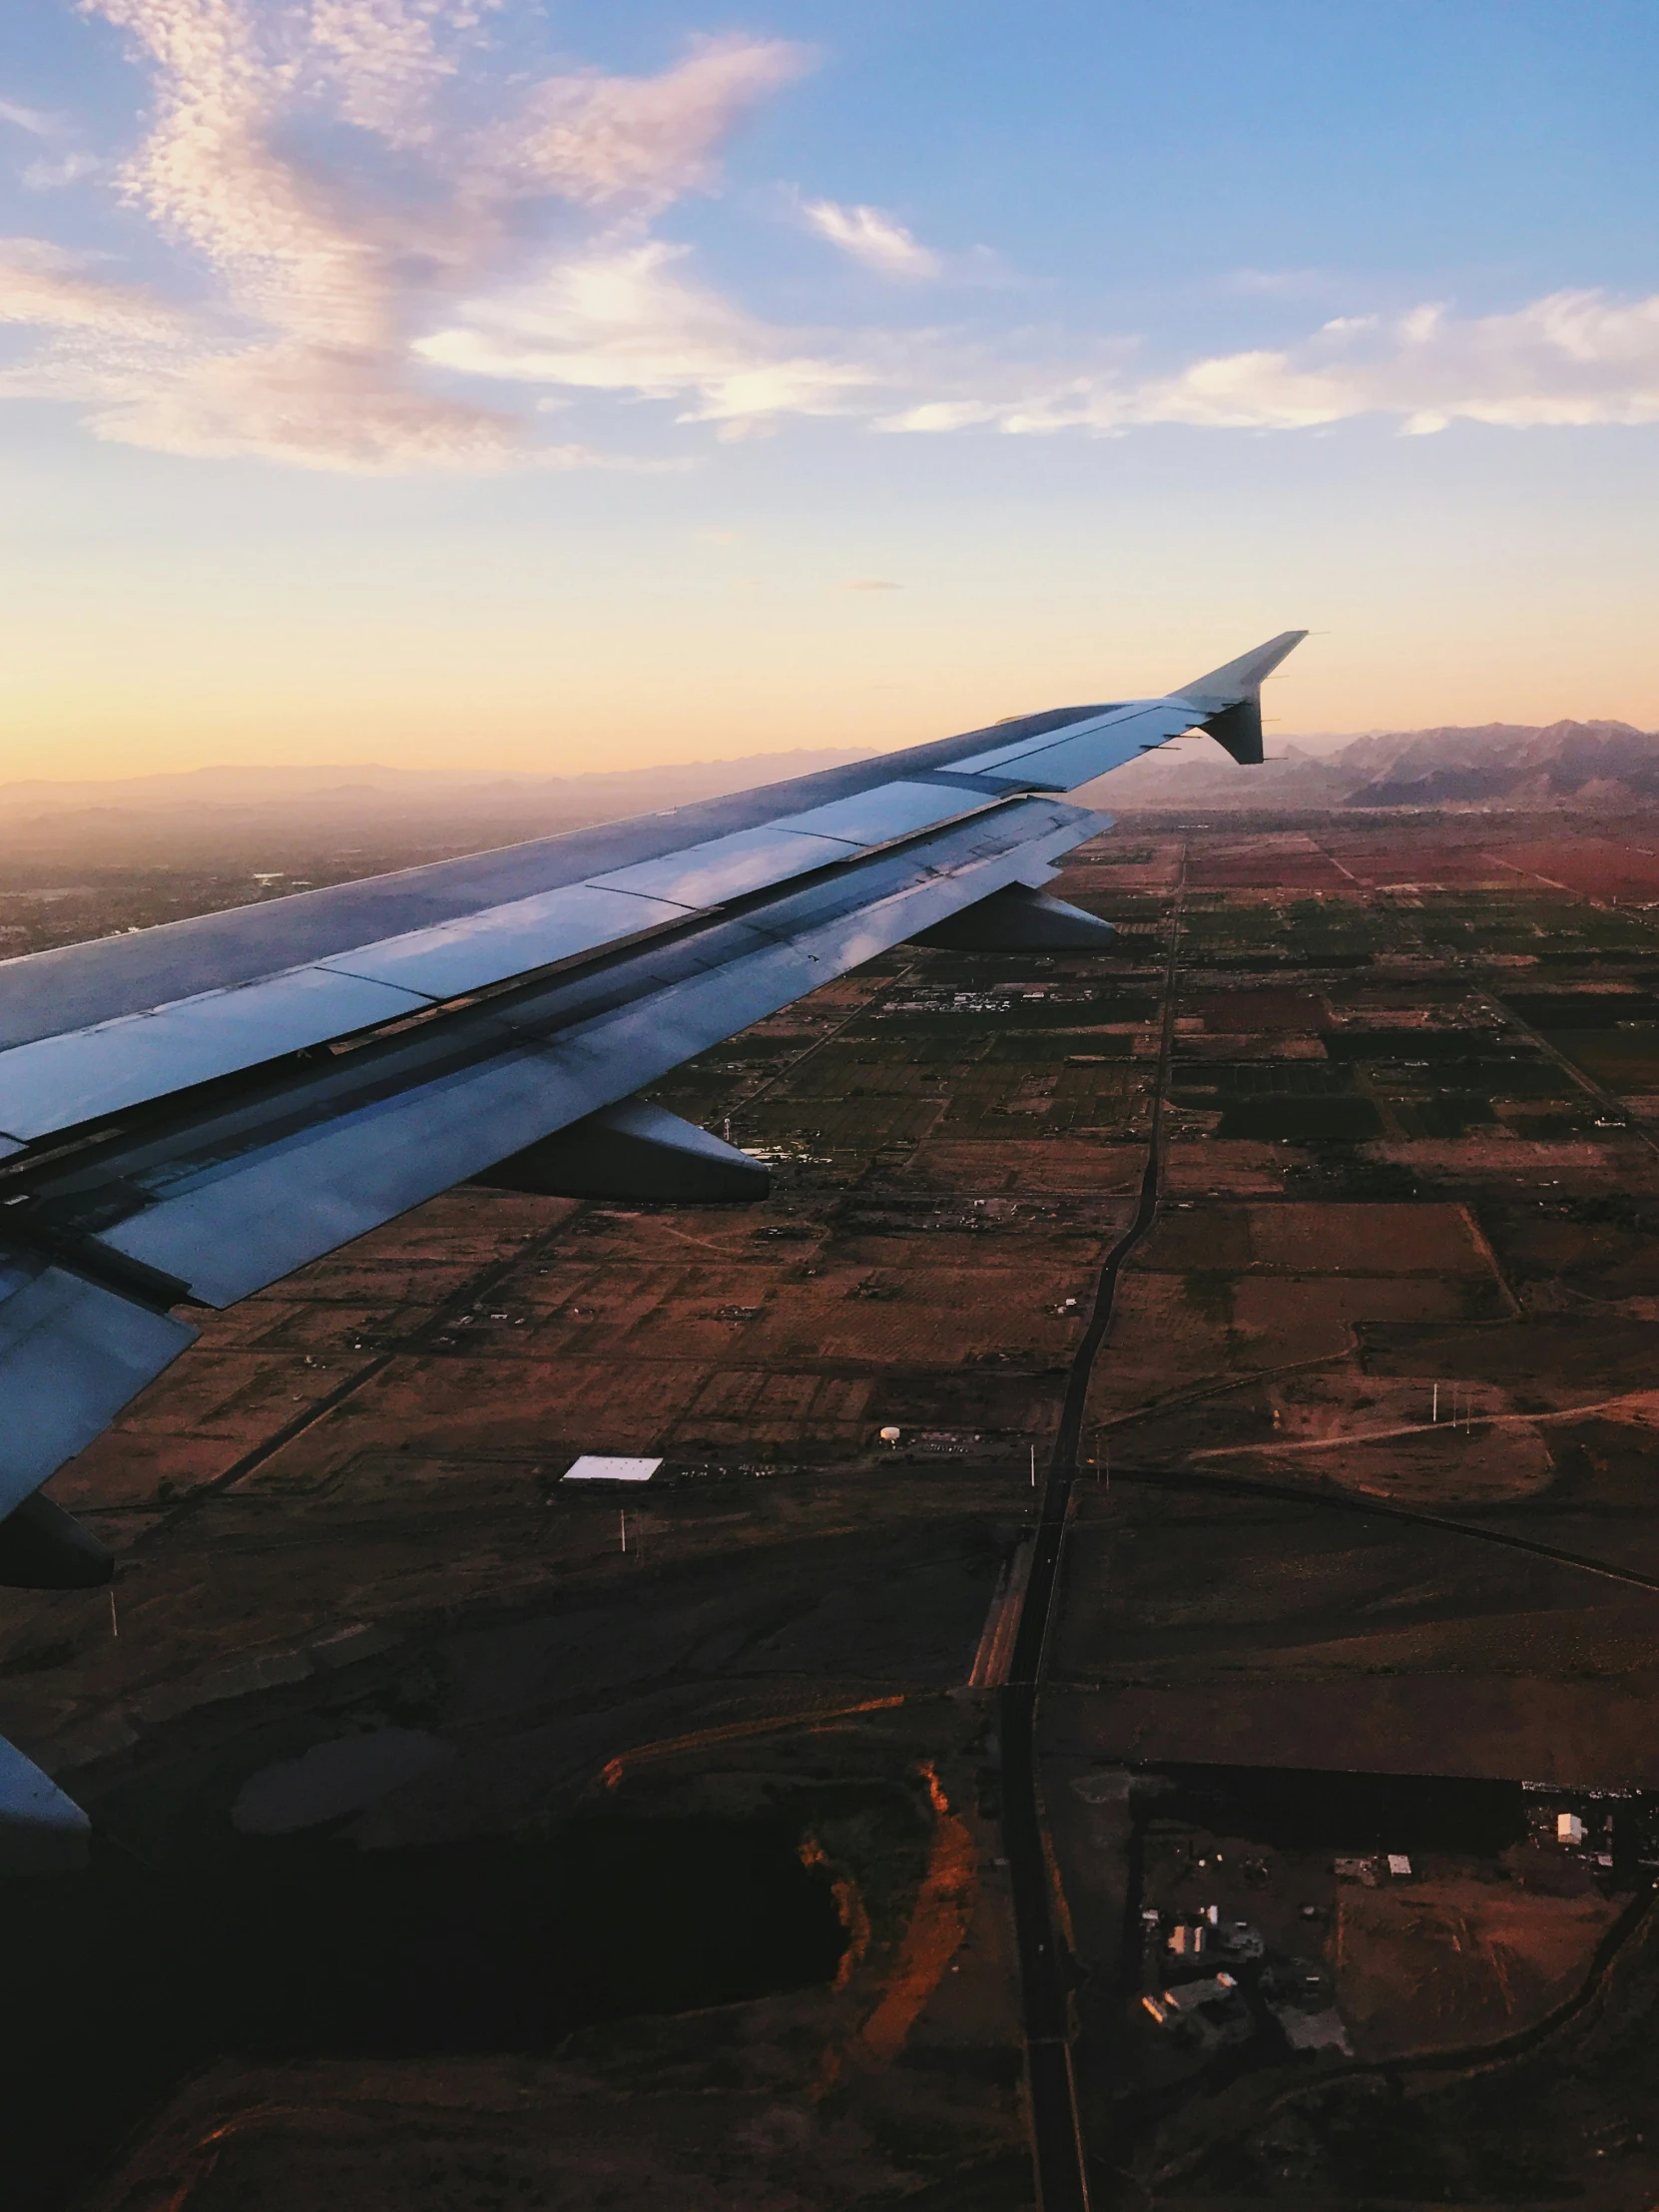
<box><xmin>10</xmin><ymin>782</ymin><xmax>1659</xmax><ymax>2205</ymax></box>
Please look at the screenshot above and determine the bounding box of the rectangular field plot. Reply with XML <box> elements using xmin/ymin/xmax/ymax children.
<box><xmin>1181</xmin><ymin>987</ymin><xmax>1329</xmax><ymax>1031</ymax></box>
<box><xmin>1084</xmin><ymin>1272</ymin><xmax>1355</xmax><ymax>1412</ymax></box>
<box><xmin>905</xmin><ymin>1139</ymin><xmax>1146</xmax><ymax>1195</ymax></box>
<box><xmin>1382</xmin><ymin>1058</ymin><xmax>1574</xmax><ymax>1098</ymax></box>
<box><xmin>1215</xmin><ymin>1097</ymin><xmax>1383</xmax><ymax>1141</ymax></box>
<box><xmin>987</xmin><ymin>1030</ymin><xmax>1140</xmax><ymax>1061</ymax></box>
<box><xmin>737</xmin><ymin>1095</ymin><xmax>944</xmax><ymax>1151</ymax></box>
<box><xmin>1142</xmin><ymin>1201</ymin><xmax>1502</xmax><ymax>1277</ymax></box>
<box><xmin>1501</xmin><ymin>991</ymin><xmax>1659</xmax><ymax>1028</ymax></box>
<box><xmin>1234</xmin><ymin>1272</ymin><xmax>1496</xmax><ymax>1334</ymax></box>
<box><xmin>667</xmin><ymin>1367</ymin><xmax>876</xmax><ymax>1452</ymax></box>
<box><xmin>309</xmin><ymin>1353</ymin><xmax>714</xmax><ymax>1462</ymax></box>
<box><xmin>1171</xmin><ymin>1062</ymin><xmax>1351</xmax><ymax>1100</ymax></box>
<box><xmin>733</xmin><ymin>1258</ymin><xmax>1092</xmax><ymax>1370</ymax></box>
<box><xmin>856</xmin><ymin>996</ymin><xmax>1158</xmax><ymax>1033</ymax></box>
<box><xmin>779</xmin><ymin>1048</ymin><xmax>962</xmax><ymax>1099</ymax></box>
<box><xmin>1543</xmin><ymin>1030</ymin><xmax>1659</xmax><ymax>1092</ymax></box>
<box><xmin>1503</xmin><ymin>836</ymin><xmax>1659</xmax><ymax>902</ymax></box>
<box><xmin>1321</xmin><ymin>1027</ymin><xmax>1528</xmax><ymax>1064</ymax></box>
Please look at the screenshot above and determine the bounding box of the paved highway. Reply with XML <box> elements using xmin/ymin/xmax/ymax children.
<box><xmin>1001</xmin><ymin>1149</ymin><xmax>1160</xmax><ymax>2211</ymax></box>
<box><xmin>1000</xmin><ymin>854</ymin><xmax>1185</xmax><ymax>2209</ymax></box>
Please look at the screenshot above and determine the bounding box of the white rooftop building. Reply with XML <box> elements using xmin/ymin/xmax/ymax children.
<box><xmin>562</xmin><ymin>1455</ymin><xmax>663</xmax><ymax>1483</ymax></box>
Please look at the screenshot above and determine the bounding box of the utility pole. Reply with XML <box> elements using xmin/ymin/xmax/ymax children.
<box><xmin>1030</xmin><ymin>1442</ymin><xmax>1037</xmax><ymax>1489</ymax></box>
<box><xmin>1432</xmin><ymin>1382</ymin><xmax>1438</xmax><ymax>1424</ymax></box>
<box><xmin>619</xmin><ymin>1508</ymin><xmax>627</xmax><ymax>1554</ymax></box>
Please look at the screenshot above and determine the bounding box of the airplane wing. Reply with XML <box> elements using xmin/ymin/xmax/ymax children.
<box><xmin>0</xmin><ymin>629</ymin><xmax>1303</xmax><ymax>1864</ymax></box>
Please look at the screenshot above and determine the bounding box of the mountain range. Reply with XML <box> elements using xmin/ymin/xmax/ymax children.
<box><xmin>1096</xmin><ymin>719</ymin><xmax>1659</xmax><ymax>811</ymax></box>
<box><xmin>4</xmin><ymin>720</ymin><xmax>1657</xmax><ymax>880</ymax></box>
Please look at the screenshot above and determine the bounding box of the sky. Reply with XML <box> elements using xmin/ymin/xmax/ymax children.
<box><xmin>2</xmin><ymin>0</ymin><xmax>1657</xmax><ymax>781</ymax></box>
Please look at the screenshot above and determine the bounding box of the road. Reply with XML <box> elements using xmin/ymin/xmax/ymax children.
<box><xmin>1106</xmin><ymin>1460</ymin><xmax>1659</xmax><ymax>1598</ymax></box>
<box><xmin>999</xmin><ymin>850</ymin><xmax>1185</xmax><ymax>2210</ymax></box>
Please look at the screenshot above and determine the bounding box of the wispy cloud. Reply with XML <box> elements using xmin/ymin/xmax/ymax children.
<box><xmin>799</xmin><ymin>196</ymin><xmax>940</xmax><ymax>279</ymax></box>
<box><xmin>4</xmin><ymin>9</ymin><xmax>1659</xmax><ymax>473</ymax></box>
<box><xmin>878</xmin><ymin>289</ymin><xmax>1659</xmax><ymax>437</ymax></box>
<box><xmin>499</xmin><ymin>36</ymin><xmax>812</xmax><ymax>212</ymax></box>
<box><xmin>0</xmin><ymin>6</ymin><xmax>811</xmax><ymax>469</ymax></box>
<box><xmin>418</xmin><ymin>239</ymin><xmax>873</xmax><ymax>435</ymax></box>
<box><xmin>0</xmin><ymin>97</ymin><xmax>62</xmax><ymax>139</ymax></box>
<box><xmin>1</xmin><ymin>91</ymin><xmax>102</xmax><ymax>189</ymax></box>
<box><xmin>0</xmin><ymin>237</ymin><xmax>183</xmax><ymax>338</ymax></box>
<box><xmin>22</xmin><ymin>151</ymin><xmax>102</xmax><ymax>191</ymax></box>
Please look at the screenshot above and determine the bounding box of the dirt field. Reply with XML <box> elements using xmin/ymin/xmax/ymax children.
<box><xmin>17</xmin><ymin>809</ymin><xmax>1659</xmax><ymax>2207</ymax></box>
<box><xmin>1332</xmin><ymin>1875</ymin><xmax>1621</xmax><ymax>2058</ymax></box>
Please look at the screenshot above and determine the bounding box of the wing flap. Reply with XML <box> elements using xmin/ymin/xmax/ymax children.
<box><xmin>317</xmin><ymin>880</ymin><xmax>692</xmax><ymax>1000</ymax></box>
<box><xmin>588</xmin><ymin>823</ymin><xmax>858</xmax><ymax>905</ymax></box>
<box><xmin>948</xmin><ymin>700</ymin><xmax>1206</xmax><ymax>784</ymax></box>
<box><xmin>0</xmin><ymin>966</ymin><xmax>433</xmax><ymax>1143</ymax></box>
<box><xmin>973</xmin><ymin>704</ymin><xmax>1206</xmax><ymax>788</ymax></box>
<box><xmin>0</xmin><ymin>1257</ymin><xmax>197</xmax><ymax>1519</ymax></box>
<box><xmin>770</xmin><ymin>780</ymin><xmax>990</xmax><ymax>844</ymax></box>
<box><xmin>948</xmin><ymin>703</ymin><xmax>1151</xmax><ymax>775</ymax></box>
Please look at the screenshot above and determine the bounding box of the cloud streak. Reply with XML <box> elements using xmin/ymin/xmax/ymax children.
<box><xmin>1</xmin><ymin>5</ymin><xmax>812</xmax><ymax>468</ymax></box>
<box><xmin>0</xmin><ymin>237</ymin><xmax>183</xmax><ymax>337</ymax></box>
<box><xmin>3</xmin><ymin>10</ymin><xmax>1658</xmax><ymax>472</ymax></box>
<box><xmin>0</xmin><ymin>97</ymin><xmax>63</xmax><ymax>139</ymax></box>
<box><xmin>880</xmin><ymin>290</ymin><xmax>1659</xmax><ymax>437</ymax></box>
<box><xmin>418</xmin><ymin>239</ymin><xmax>874</xmax><ymax>434</ymax></box>
<box><xmin>1</xmin><ymin>89</ymin><xmax>103</xmax><ymax>190</ymax></box>
<box><xmin>800</xmin><ymin>197</ymin><xmax>941</xmax><ymax>278</ymax></box>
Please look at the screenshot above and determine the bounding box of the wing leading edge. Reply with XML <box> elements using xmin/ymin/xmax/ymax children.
<box><xmin>0</xmin><ymin>630</ymin><xmax>1303</xmax><ymax>1860</ymax></box>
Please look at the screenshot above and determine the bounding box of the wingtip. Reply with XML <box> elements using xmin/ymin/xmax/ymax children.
<box><xmin>1175</xmin><ymin>629</ymin><xmax>1309</xmax><ymax>713</ymax></box>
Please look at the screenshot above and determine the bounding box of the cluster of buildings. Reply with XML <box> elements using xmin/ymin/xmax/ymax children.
<box><xmin>1520</xmin><ymin>1782</ymin><xmax>1655</xmax><ymax>1881</ymax></box>
<box><xmin>1138</xmin><ymin>1905</ymin><xmax>1351</xmax><ymax>2063</ymax></box>
<box><xmin>1331</xmin><ymin>1852</ymin><xmax>1413</xmax><ymax>1888</ymax></box>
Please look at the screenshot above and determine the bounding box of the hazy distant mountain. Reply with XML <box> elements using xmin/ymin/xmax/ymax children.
<box><xmin>0</xmin><ymin>748</ymin><xmax>874</xmax><ymax>872</ymax></box>
<box><xmin>0</xmin><ymin>749</ymin><xmax>874</xmax><ymax>821</ymax></box>
<box><xmin>1097</xmin><ymin>720</ymin><xmax>1659</xmax><ymax>811</ymax></box>
<box><xmin>8</xmin><ymin>720</ymin><xmax>1655</xmax><ymax>883</ymax></box>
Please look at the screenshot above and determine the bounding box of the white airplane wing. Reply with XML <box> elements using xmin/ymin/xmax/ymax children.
<box><xmin>0</xmin><ymin>630</ymin><xmax>1303</xmax><ymax>1861</ymax></box>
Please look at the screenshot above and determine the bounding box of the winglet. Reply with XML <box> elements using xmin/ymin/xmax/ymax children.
<box><xmin>1172</xmin><ymin>630</ymin><xmax>1308</xmax><ymax>766</ymax></box>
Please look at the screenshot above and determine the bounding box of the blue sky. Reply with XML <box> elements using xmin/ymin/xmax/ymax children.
<box><xmin>2</xmin><ymin>1</ymin><xmax>1657</xmax><ymax>775</ymax></box>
